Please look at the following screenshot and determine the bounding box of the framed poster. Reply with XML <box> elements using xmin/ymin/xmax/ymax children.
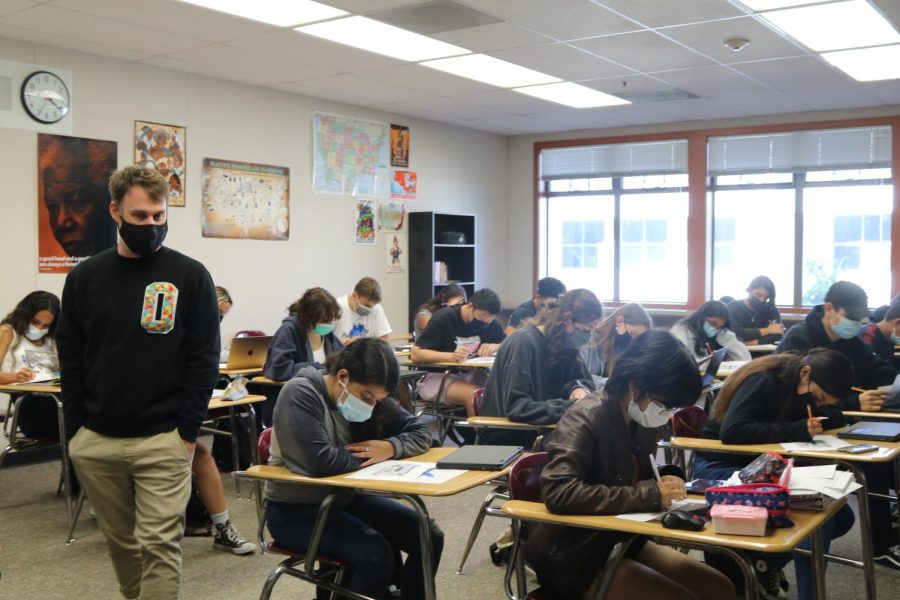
<box><xmin>38</xmin><ymin>133</ymin><xmax>117</xmax><ymax>273</ymax></box>
<box><xmin>201</xmin><ymin>158</ymin><xmax>290</xmax><ymax>240</ymax></box>
<box><xmin>134</xmin><ymin>120</ymin><xmax>186</xmax><ymax>207</ymax></box>
<box><xmin>390</xmin><ymin>124</ymin><xmax>409</xmax><ymax>167</ymax></box>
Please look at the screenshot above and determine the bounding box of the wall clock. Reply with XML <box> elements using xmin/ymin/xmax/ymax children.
<box><xmin>21</xmin><ymin>70</ymin><xmax>70</xmax><ymax>124</ymax></box>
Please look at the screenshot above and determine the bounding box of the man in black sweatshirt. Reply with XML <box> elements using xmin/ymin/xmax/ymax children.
<box><xmin>58</xmin><ymin>166</ymin><xmax>220</xmax><ymax>599</ymax></box>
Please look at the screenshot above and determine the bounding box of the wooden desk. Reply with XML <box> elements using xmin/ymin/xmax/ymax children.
<box><xmin>219</xmin><ymin>366</ymin><xmax>264</xmax><ymax>378</ymax></box>
<box><xmin>466</xmin><ymin>416</ymin><xmax>555</xmax><ymax>448</ymax></box>
<box><xmin>843</xmin><ymin>410</ymin><xmax>900</xmax><ymax>422</ymax></box>
<box><xmin>403</xmin><ymin>357</ymin><xmax>495</xmax><ymax>369</ymax></box>
<box><xmin>244</xmin><ymin>447</ymin><xmax>510</xmax><ymax>600</ymax></box>
<box><xmin>501</xmin><ymin>497</ymin><xmax>845</xmax><ymax>600</ymax></box>
<box><xmin>746</xmin><ymin>344</ymin><xmax>778</xmax><ymax>354</ymax></box>
<box><xmin>663</xmin><ymin>431</ymin><xmax>900</xmax><ymax>600</ymax></box>
<box><xmin>249</xmin><ymin>376</ymin><xmax>286</xmax><ymax>386</ymax></box>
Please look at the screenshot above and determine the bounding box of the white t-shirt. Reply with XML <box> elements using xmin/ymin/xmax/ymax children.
<box><xmin>1</xmin><ymin>327</ymin><xmax>57</xmax><ymax>374</ymax></box>
<box><xmin>334</xmin><ymin>294</ymin><xmax>392</xmax><ymax>342</ymax></box>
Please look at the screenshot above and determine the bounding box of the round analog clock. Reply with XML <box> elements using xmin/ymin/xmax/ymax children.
<box><xmin>20</xmin><ymin>70</ymin><xmax>70</xmax><ymax>124</ymax></box>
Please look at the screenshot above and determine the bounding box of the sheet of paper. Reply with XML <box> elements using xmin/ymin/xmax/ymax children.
<box><xmin>615</xmin><ymin>512</ymin><xmax>663</xmax><ymax>522</ymax></box>
<box><xmin>781</xmin><ymin>435</ymin><xmax>850</xmax><ymax>451</ymax></box>
<box><xmin>464</xmin><ymin>356</ymin><xmax>495</xmax><ymax>365</ymax></box>
<box><xmin>790</xmin><ymin>465</ymin><xmax>837</xmax><ymax>479</ymax></box>
<box><xmin>344</xmin><ymin>461</ymin><xmax>464</xmax><ymax>484</ymax></box>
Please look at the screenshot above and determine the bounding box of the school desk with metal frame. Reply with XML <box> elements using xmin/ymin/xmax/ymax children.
<box><xmin>241</xmin><ymin>446</ymin><xmax>512</xmax><ymax>600</ymax></box>
<box><xmin>660</xmin><ymin>432</ymin><xmax>900</xmax><ymax>600</ymax></box>
<box><xmin>205</xmin><ymin>394</ymin><xmax>265</xmax><ymax>497</ymax></box>
<box><xmin>501</xmin><ymin>496</ymin><xmax>846</xmax><ymax>600</ymax></box>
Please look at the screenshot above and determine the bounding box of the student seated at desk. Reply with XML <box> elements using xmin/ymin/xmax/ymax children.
<box><xmin>727</xmin><ymin>275</ymin><xmax>785</xmax><ymax>345</ymax></box>
<box><xmin>265</xmin><ymin>339</ymin><xmax>441</xmax><ymax>600</ymax></box>
<box><xmin>859</xmin><ymin>293</ymin><xmax>900</xmax><ymax>366</ymax></box>
<box><xmin>693</xmin><ymin>350</ymin><xmax>855</xmax><ymax>600</ymax></box>
<box><xmin>505</xmin><ymin>276</ymin><xmax>566</xmax><ymax>335</ymax></box>
<box><xmin>670</xmin><ymin>300</ymin><xmax>751</xmax><ymax>362</ymax></box>
<box><xmin>411</xmin><ymin>288</ymin><xmax>506</xmax><ymax>417</ymax></box>
<box><xmin>479</xmin><ymin>289</ymin><xmax>602</xmax><ymax>444</ymax></box>
<box><xmin>523</xmin><ymin>330</ymin><xmax>734</xmax><ymax>600</ymax></box>
<box><xmin>264</xmin><ymin>287</ymin><xmax>344</xmax><ymax>382</ymax></box>
<box><xmin>412</xmin><ymin>283</ymin><xmax>466</xmax><ymax>340</ymax></box>
<box><xmin>581</xmin><ymin>302</ymin><xmax>652</xmax><ymax>383</ymax></box>
<box><xmin>0</xmin><ymin>291</ymin><xmax>60</xmax><ymax>439</ymax></box>
<box><xmin>334</xmin><ymin>277</ymin><xmax>392</xmax><ymax>344</ymax></box>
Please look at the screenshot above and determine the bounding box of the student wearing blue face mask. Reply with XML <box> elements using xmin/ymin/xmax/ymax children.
<box><xmin>265</xmin><ymin>338</ymin><xmax>440</xmax><ymax>600</ymax></box>
<box><xmin>669</xmin><ymin>300</ymin><xmax>751</xmax><ymax>362</ymax></box>
<box><xmin>859</xmin><ymin>293</ymin><xmax>900</xmax><ymax>366</ymax></box>
<box><xmin>479</xmin><ymin>289</ymin><xmax>603</xmax><ymax>445</ymax></box>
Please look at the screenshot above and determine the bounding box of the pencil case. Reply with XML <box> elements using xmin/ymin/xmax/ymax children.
<box><xmin>705</xmin><ymin>483</ymin><xmax>793</xmax><ymax>528</ymax></box>
<box><xmin>710</xmin><ymin>504</ymin><xmax>768</xmax><ymax>536</ymax></box>
<box><xmin>739</xmin><ymin>452</ymin><xmax>789</xmax><ymax>484</ymax></box>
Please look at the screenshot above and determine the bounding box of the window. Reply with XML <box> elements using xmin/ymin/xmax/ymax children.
<box><xmin>547</xmin><ymin>194</ymin><xmax>615</xmax><ymax>299</ymax></box>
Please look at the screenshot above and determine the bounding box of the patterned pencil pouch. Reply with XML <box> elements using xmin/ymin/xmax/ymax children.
<box><xmin>705</xmin><ymin>483</ymin><xmax>794</xmax><ymax>528</ymax></box>
<box><xmin>739</xmin><ymin>452</ymin><xmax>790</xmax><ymax>484</ymax></box>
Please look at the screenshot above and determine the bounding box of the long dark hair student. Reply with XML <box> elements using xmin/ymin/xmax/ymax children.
<box><xmin>416</xmin><ymin>283</ymin><xmax>467</xmax><ymax>317</ymax></box>
<box><xmin>1</xmin><ymin>291</ymin><xmax>60</xmax><ymax>345</ymax></box>
<box><xmin>537</xmin><ymin>288</ymin><xmax>603</xmax><ymax>367</ymax></box>
<box><xmin>678</xmin><ymin>300</ymin><xmax>731</xmax><ymax>356</ymax></box>
<box><xmin>710</xmin><ymin>349</ymin><xmax>852</xmax><ymax>424</ymax></box>
<box><xmin>586</xmin><ymin>302</ymin><xmax>652</xmax><ymax>378</ymax></box>
<box><xmin>747</xmin><ymin>275</ymin><xmax>776</xmax><ymax>307</ymax></box>
<box><xmin>289</xmin><ymin>287</ymin><xmax>341</xmax><ymax>331</ymax></box>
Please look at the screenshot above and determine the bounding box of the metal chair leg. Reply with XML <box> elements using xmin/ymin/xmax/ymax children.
<box><xmin>457</xmin><ymin>487</ymin><xmax>508</xmax><ymax>574</ymax></box>
<box><xmin>66</xmin><ymin>489</ymin><xmax>86</xmax><ymax>544</ymax></box>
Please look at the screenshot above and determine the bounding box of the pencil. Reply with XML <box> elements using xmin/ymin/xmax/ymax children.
<box><xmin>852</xmin><ymin>387</ymin><xmax>866</xmax><ymax>393</ymax></box>
<box><xmin>807</xmin><ymin>405</ymin><xmax>813</xmax><ymax>419</ymax></box>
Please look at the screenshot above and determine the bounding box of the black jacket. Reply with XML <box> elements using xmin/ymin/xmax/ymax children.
<box><xmin>727</xmin><ymin>298</ymin><xmax>782</xmax><ymax>344</ymax></box>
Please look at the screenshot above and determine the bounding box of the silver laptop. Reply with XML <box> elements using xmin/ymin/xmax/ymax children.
<box><xmin>224</xmin><ymin>336</ymin><xmax>271</xmax><ymax>370</ymax></box>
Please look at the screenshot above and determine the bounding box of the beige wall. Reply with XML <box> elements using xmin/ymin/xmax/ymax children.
<box><xmin>0</xmin><ymin>37</ymin><xmax>510</xmax><ymax>339</ymax></box>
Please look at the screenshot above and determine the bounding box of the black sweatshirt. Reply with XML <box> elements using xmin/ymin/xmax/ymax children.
<box><xmin>57</xmin><ymin>247</ymin><xmax>220</xmax><ymax>442</ymax></box>
<box><xmin>727</xmin><ymin>298</ymin><xmax>782</xmax><ymax>344</ymax></box>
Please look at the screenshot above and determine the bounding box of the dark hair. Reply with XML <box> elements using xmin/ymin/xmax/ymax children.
<box><xmin>710</xmin><ymin>349</ymin><xmax>852</xmax><ymax>424</ymax></box>
<box><xmin>417</xmin><ymin>283</ymin><xmax>467</xmax><ymax>316</ymax></box>
<box><xmin>326</xmin><ymin>337</ymin><xmax>399</xmax><ymax>394</ymax></box>
<box><xmin>537</xmin><ymin>277</ymin><xmax>566</xmax><ymax>300</ymax></box>
<box><xmin>354</xmin><ymin>277</ymin><xmax>382</xmax><ymax>303</ymax></box>
<box><xmin>471</xmin><ymin>288</ymin><xmax>502</xmax><ymax>316</ymax></box>
<box><xmin>537</xmin><ymin>289</ymin><xmax>603</xmax><ymax>367</ymax></box>
<box><xmin>678</xmin><ymin>300</ymin><xmax>731</xmax><ymax>357</ymax></box>
<box><xmin>289</xmin><ymin>288</ymin><xmax>341</xmax><ymax>332</ymax></box>
<box><xmin>108</xmin><ymin>165</ymin><xmax>169</xmax><ymax>206</ymax></box>
<box><xmin>1</xmin><ymin>291</ymin><xmax>61</xmax><ymax>343</ymax></box>
<box><xmin>747</xmin><ymin>276</ymin><xmax>776</xmax><ymax>306</ymax></box>
<box><xmin>883</xmin><ymin>294</ymin><xmax>900</xmax><ymax>322</ymax></box>
<box><xmin>590</xmin><ymin>303</ymin><xmax>652</xmax><ymax>376</ymax></box>
<box><xmin>604</xmin><ymin>330</ymin><xmax>701</xmax><ymax>410</ymax></box>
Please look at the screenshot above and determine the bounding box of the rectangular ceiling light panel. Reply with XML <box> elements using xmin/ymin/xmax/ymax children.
<box><xmin>422</xmin><ymin>54</ymin><xmax>561</xmax><ymax>88</ymax></box>
<box><xmin>514</xmin><ymin>82</ymin><xmax>631</xmax><ymax>108</ymax></box>
<box><xmin>180</xmin><ymin>0</ymin><xmax>347</xmax><ymax>26</ymax></box>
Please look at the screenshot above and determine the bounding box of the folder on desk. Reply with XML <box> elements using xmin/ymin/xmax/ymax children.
<box><xmin>435</xmin><ymin>445</ymin><xmax>523</xmax><ymax>470</ymax></box>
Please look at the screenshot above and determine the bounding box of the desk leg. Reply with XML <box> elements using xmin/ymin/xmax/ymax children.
<box><xmin>304</xmin><ymin>492</ymin><xmax>338</xmax><ymax>578</ymax></box>
<box><xmin>398</xmin><ymin>493</ymin><xmax>437</xmax><ymax>600</ymax></box>
<box><xmin>228</xmin><ymin>406</ymin><xmax>241</xmax><ymax>497</ymax></box>
<box><xmin>811</xmin><ymin>527</ymin><xmax>826</xmax><ymax>600</ymax></box>
<box><xmin>840</xmin><ymin>462</ymin><xmax>876</xmax><ymax>600</ymax></box>
<box><xmin>53</xmin><ymin>394</ymin><xmax>73</xmax><ymax>539</ymax></box>
<box><xmin>894</xmin><ymin>456</ymin><xmax>900</xmax><ymax>546</ymax></box>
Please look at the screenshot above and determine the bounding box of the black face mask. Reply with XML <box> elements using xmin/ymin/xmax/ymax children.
<box><xmin>615</xmin><ymin>330</ymin><xmax>632</xmax><ymax>352</ymax></box>
<box><xmin>468</xmin><ymin>318</ymin><xmax>489</xmax><ymax>333</ymax></box>
<box><xmin>119</xmin><ymin>219</ymin><xmax>167</xmax><ymax>256</ymax></box>
<box><xmin>749</xmin><ymin>296</ymin><xmax>766</xmax><ymax>311</ymax></box>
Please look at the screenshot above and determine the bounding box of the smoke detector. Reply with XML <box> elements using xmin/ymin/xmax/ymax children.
<box><xmin>723</xmin><ymin>38</ymin><xmax>751</xmax><ymax>51</ymax></box>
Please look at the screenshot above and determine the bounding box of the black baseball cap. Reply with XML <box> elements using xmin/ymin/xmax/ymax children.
<box><xmin>824</xmin><ymin>281</ymin><xmax>870</xmax><ymax>321</ymax></box>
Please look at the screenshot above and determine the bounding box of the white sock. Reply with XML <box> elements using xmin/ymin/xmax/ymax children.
<box><xmin>210</xmin><ymin>511</ymin><xmax>228</xmax><ymax>526</ymax></box>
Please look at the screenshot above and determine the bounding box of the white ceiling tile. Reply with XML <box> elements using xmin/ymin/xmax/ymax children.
<box><xmin>142</xmin><ymin>55</ymin><xmax>281</xmax><ymax>87</ymax></box>
<box><xmin>433</xmin><ymin>21</ymin><xmax>553</xmax><ymax>52</ymax></box>
<box><xmin>1</xmin><ymin>4</ymin><xmax>207</xmax><ymax>55</ymax></box>
<box><xmin>594</xmin><ymin>0</ymin><xmax>745</xmax><ymax>28</ymax></box>
<box><xmin>291</xmin><ymin>74</ymin><xmax>436</xmax><ymax>104</ymax></box>
<box><xmin>384</xmin><ymin>96</ymin><xmax>513</xmax><ymax>121</ymax></box>
<box><xmin>652</xmin><ymin>97</ymin><xmax>749</xmax><ymax>121</ymax></box>
<box><xmin>273</xmin><ymin>80</ymin><xmax>378</xmax><ymax>106</ymax></box>
<box><xmin>573</xmin><ymin>30</ymin><xmax>715</xmax><ymax>72</ymax></box>
<box><xmin>654</xmin><ymin>65</ymin><xmax>769</xmax><ymax>97</ymax></box>
<box><xmin>361</xmin><ymin>63</ymin><xmax>497</xmax><ymax>96</ymax></box>
<box><xmin>659</xmin><ymin>16</ymin><xmax>807</xmax><ymax>64</ymax></box>
<box><xmin>456</xmin><ymin>0</ymin><xmax>642</xmax><ymax>41</ymax></box>
<box><xmin>0</xmin><ymin>0</ymin><xmax>40</xmax><ymax>15</ymax></box>
<box><xmin>707</xmin><ymin>91</ymin><xmax>811</xmax><ymax>115</ymax></box>
<box><xmin>461</xmin><ymin>114</ymin><xmax>570</xmax><ymax>135</ymax></box>
<box><xmin>489</xmin><ymin>43</ymin><xmax>635</xmax><ymax>81</ymax></box>
<box><xmin>781</xmin><ymin>86</ymin><xmax>885</xmax><ymax>111</ymax></box>
<box><xmin>732</xmin><ymin>56</ymin><xmax>852</xmax><ymax>91</ymax></box>
<box><xmin>227</xmin><ymin>30</ymin><xmax>402</xmax><ymax>72</ymax></box>
<box><xmin>864</xmin><ymin>81</ymin><xmax>900</xmax><ymax>105</ymax></box>
<box><xmin>578</xmin><ymin>74</ymin><xmax>684</xmax><ymax>95</ymax></box>
<box><xmin>0</xmin><ymin>21</ymin><xmax>153</xmax><ymax>61</ymax></box>
<box><xmin>451</xmin><ymin>88</ymin><xmax>564</xmax><ymax>113</ymax></box>
<box><xmin>165</xmin><ymin>43</ymin><xmax>336</xmax><ymax>82</ymax></box>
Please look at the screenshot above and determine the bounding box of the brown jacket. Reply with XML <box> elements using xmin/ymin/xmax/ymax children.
<box><xmin>522</xmin><ymin>392</ymin><xmax>662</xmax><ymax>598</ymax></box>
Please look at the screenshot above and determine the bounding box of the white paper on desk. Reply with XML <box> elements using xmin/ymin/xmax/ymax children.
<box><xmin>781</xmin><ymin>435</ymin><xmax>850</xmax><ymax>451</ymax></box>
<box><xmin>789</xmin><ymin>467</ymin><xmax>860</xmax><ymax>499</ymax></box>
<box><xmin>616</xmin><ymin>511</ymin><xmax>664</xmax><ymax>522</ymax></box>
<box><xmin>464</xmin><ymin>356</ymin><xmax>495</xmax><ymax>365</ymax></box>
<box><xmin>790</xmin><ymin>465</ymin><xmax>837</xmax><ymax>479</ymax></box>
<box><xmin>345</xmin><ymin>461</ymin><xmax>464</xmax><ymax>484</ymax></box>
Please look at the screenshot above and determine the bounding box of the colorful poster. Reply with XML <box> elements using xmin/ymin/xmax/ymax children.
<box><xmin>38</xmin><ymin>133</ymin><xmax>117</xmax><ymax>273</ymax></box>
<box><xmin>390</xmin><ymin>124</ymin><xmax>409</xmax><ymax>167</ymax></box>
<box><xmin>355</xmin><ymin>199</ymin><xmax>376</xmax><ymax>245</ymax></box>
<box><xmin>201</xmin><ymin>158</ymin><xmax>290</xmax><ymax>240</ymax></box>
<box><xmin>378</xmin><ymin>200</ymin><xmax>406</xmax><ymax>231</ymax></box>
<box><xmin>386</xmin><ymin>232</ymin><xmax>407</xmax><ymax>278</ymax></box>
<box><xmin>313</xmin><ymin>112</ymin><xmax>390</xmax><ymax>197</ymax></box>
<box><xmin>134</xmin><ymin>121</ymin><xmax>186</xmax><ymax>207</ymax></box>
<box><xmin>390</xmin><ymin>169</ymin><xmax>417</xmax><ymax>200</ymax></box>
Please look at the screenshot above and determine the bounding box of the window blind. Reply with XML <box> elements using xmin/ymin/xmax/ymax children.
<box><xmin>540</xmin><ymin>139</ymin><xmax>688</xmax><ymax>180</ymax></box>
<box><xmin>708</xmin><ymin>126</ymin><xmax>892</xmax><ymax>176</ymax></box>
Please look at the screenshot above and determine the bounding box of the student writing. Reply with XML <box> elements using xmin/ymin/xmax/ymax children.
<box><xmin>726</xmin><ymin>275</ymin><xmax>785</xmax><ymax>345</ymax></box>
<box><xmin>670</xmin><ymin>300</ymin><xmax>751</xmax><ymax>361</ymax></box>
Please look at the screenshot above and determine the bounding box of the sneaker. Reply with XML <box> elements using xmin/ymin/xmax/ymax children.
<box><xmin>754</xmin><ymin>562</ymin><xmax>787</xmax><ymax>600</ymax></box>
<box><xmin>184</xmin><ymin>523</ymin><xmax>212</xmax><ymax>537</ymax></box>
<box><xmin>874</xmin><ymin>545</ymin><xmax>900</xmax><ymax>571</ymax></box>
<box><xmin>213</xmin><ymin>521</ymin><xmax>255</xmax><ymax>555</ymax></box>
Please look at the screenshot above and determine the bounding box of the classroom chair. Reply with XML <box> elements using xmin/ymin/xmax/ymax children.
<box><xmin>235</xmin><ymin>330</ymin><xmax>266</xmax><ymax>338</ymax></box>
<box><xmin>246</xmin><ymin>428</ymin><xmax>356</xmax><ymax>600</ymax></box>
<box><xmin>670</xmin><ymin>405</ymin><xmax>707</xmax><ymax>480</ymax></box>
<box><xmin>505</xmin><ymin>452</ymin><xmax>550</xmax><ymax>600</ymax></box>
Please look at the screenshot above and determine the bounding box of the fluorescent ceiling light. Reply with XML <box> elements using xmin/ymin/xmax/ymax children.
<box><xmin>296</xmin><ymin>16</ymin><xmax>469</xmax><ymax>62</ymax></box>
<box><xmin>822</xmin><ymin>44</ymin><xmax>900</xmax><ymax>81</ymax></box>
<box><xmin>759</xmin><ymin>0</ymin><xmax>900</xmax><ymax>52</ymax></box>
<box><xmin>513</xmin><ymin>82</ymin><xmax>631</xmax><ymax>108</ymax></box>
<box><xmin>739</xmin><ymin>0</ymin><xmax>823</xmax><ymax>9</ymax></box>
<box><xmin>180</xmin><ymin>0</ymin><xmax>347</xmax><ymax>26</ymax></box>
<box><xmin>421</xmin><ymin>54</ymin><xmax>560</xmax><ymax>88</ymax></box>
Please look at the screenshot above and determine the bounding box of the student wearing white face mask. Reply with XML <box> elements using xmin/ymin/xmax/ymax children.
<box><xmin>0</xmin><ymin>291</ymin><xmax>60</xmax><ymax>439</ymax></box>
<box><xmin>669</xmin><ymin>300</ymin><xmax>751</xmax><ymax>362</ymax></box>
<box><xmin>265</xmin><ymin>338</ymin><xmax>440</xmax><ymax>600</ymax></box>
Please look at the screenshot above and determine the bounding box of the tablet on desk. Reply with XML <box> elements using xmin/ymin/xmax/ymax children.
<box><xmin>435</xmin><ymin>445</ymin><xmax>523</xmax><ymax>470</ymax></box>
<box><xmin>837</xmin><ymin>421</ymin><xmax>900</xmax><ymax>442</ymax></box>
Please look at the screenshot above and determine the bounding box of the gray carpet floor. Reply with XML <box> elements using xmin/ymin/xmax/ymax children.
<box><xmin>1</xmin><ymin>440</ymin><xmax>898</xmax><ymax>599</ymax></box>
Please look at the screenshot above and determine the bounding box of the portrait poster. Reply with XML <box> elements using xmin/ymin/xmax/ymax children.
<box><xmin>201</xmin><ymin>158</ymin><xmax>290</xmax><ymax>240</ymax></box>
<box><xmin>134</xmin><ymin>121</ymin><xmax>186</xmax><ymax>207</ymax></box>
<box><xmin>378</xmin><ymin>200</ymin><xmax>406</xmax><ymax>231</ymax></box>
<box><xmin>390</xmin><ymin>169</ymin><xmax>417</xmax><ymax>200</ymax></box>
<box><xmin>37</xmin><ymin>133</ymin><xmax>117</xmax><ymax>273</ymax></box>
<box><xmin>390</xmin><ymin>124</ymin><xmax>409</xmax><ymax>167</ymax></box>
<box><xmin>386</xmin><ymin>232</ymin><xmax>407</xmax><ymax>278</ymax></box>
<box><xmin>355</xmin><ymin>199</ymin><xmax>376</xmax><ymax>245</ymax></box>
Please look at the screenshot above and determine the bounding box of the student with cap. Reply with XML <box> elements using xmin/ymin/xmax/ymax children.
<box><xmin>859</xmin><ymin>294</ymin><xmax>900</xmax><ymax>365</ymax></box>
<box><xmin>505</xmin><ymin>277</ymin><xmax>567</xmax><ymax>334</ymax></box>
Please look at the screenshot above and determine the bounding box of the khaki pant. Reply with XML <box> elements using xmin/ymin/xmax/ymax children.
<box><xmin>69</xmin><ymin>427</ymin><xmax>192</xmax><ymax>600</ymax></box>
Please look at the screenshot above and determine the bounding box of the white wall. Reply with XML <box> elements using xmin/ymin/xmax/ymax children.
<box><xmin>506</xmin><ymin>105</ymin><xmax>900</xmax><ymax>305</ymax></box>
<box><xmin>0</xmin><ymin>37</ymin><xmax>510</xmax><ymax>339</ymax></box>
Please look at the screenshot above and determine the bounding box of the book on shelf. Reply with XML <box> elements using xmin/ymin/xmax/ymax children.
<box><xmin>433</xmin><ymin>261</ymin><xmax>448</xmax><ymax>285</ymax></box>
